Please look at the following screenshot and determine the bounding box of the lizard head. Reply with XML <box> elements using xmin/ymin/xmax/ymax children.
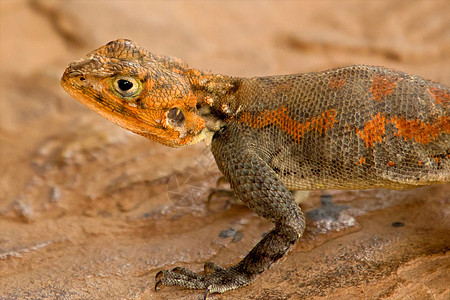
<box><xmin>61</xmin><ymin>39</ymin><xmax>206</xmax><ymax>147</ymax></box>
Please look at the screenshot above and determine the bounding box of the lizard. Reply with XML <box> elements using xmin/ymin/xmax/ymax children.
<box><xmin>61</xmin><ymin>39</ymin><xmax>450</xmax><ymax>298</ymax></box>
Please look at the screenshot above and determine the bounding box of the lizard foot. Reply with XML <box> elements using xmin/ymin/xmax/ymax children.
<box><xmin>155</xmin><ymin>262</ymin><xmax>251</xmax><ymax>299</ymax></box>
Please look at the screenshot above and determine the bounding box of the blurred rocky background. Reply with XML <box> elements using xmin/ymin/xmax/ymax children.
<box><xmin>1</xmin><ymin>1</ymin><xmax>449</xmax><ymax>299</ymax></box>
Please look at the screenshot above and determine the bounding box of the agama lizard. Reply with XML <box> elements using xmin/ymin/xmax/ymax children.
<box><xmin>61</xmin><ymin>39</ymin><xmax>450</xmax><ymax>297</ymax></box>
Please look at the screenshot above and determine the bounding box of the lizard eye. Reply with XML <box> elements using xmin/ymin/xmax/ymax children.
<box><xmin>167</xmin><ymin>107</ymin><xmax>185</xmax><ymax>127</ymax></box>
<box><xmin>113</xmin><ymin>76</ymin><xmax>141</xmax><ymax>98</ymax></box>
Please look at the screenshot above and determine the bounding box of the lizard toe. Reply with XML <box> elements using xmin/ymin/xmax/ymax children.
<box><xmin>204</xmin><ymin>261</ymin><xmax>225</xmax><ymax>273</ymax></box>
<box><xmin>171</xmin><ymin>266</ymin><xmax>201</xmax><ymax>278</ymax></box>
<box><xmin>154</xmin><ymin>266</ymin><xmax>253</xmax><ymax>297</ymax></box>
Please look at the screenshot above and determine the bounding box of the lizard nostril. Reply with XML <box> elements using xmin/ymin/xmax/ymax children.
<box><xmin>80</xmin><ymin>77</ymin><xmax>86</xmax><ymax>81</ymax></box>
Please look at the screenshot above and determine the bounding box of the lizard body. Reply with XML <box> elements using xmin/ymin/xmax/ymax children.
<box><xmin>61</xmin><ymin>39</ymin><xmax>450</xmax><ymax>297</ymax></box>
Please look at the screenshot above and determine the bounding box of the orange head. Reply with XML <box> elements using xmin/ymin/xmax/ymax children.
<box><xmin>61</xmin><ymin>39</ymin><xmax>206</xmax><ymax>147</ymax></box>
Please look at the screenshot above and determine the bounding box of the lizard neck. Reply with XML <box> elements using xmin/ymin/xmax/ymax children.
<box><xmin>187</xmin><ymin>69</ymin><xmax>242</xmax><ymax>144</ymax></box>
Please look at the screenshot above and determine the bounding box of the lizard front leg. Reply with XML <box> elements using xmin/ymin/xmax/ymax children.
<box><xmin>155</xmin><ymin>127</ymin><xmax>306</xmax><ymax>297</ymax></box>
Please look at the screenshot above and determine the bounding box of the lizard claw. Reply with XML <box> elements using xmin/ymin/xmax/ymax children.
<box><xmin>154</xmin><ymin>278</ymin><xmax>163</xmax><ymax>292</ymax></box>
<box><xmin>203</xmin><ymin>287</ymin><xmax>211</xmax><ymax>300</ymax></box>
<box><xmin>155</xmin><ymin>270</ymin><xmax>164</xmax><ymax>280</ymax></box>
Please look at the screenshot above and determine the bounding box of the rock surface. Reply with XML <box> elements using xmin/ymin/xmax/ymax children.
<box><xmin>1</xmin><ymin>1</ymin><xmax>449</xmax><ymax>299</ymax></box>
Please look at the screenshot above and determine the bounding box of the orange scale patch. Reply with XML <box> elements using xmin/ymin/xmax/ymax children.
<box><xmin>369</xmin><ymin>74</ymin><xmax>400</xmax><ymax>102</ymax></box>
<box><xmin>390</xmin><ymin>115</ymin><xmax>450</xmax><ymax>145</ymax></box>
<box><xmin>328</xmin><ymin>78</ymin><xmax>346</xmax><ymax>90</ymax></box>
<box><xmin>356</xmin><ymin>112</ymin><xmax>387</xmax><ymax>148</ymax></box>
<box><xmin>428</xmin><ymin>87</ymin><xmax>450</xmax><ymax>106</ymax></box>
<box><xmin>238</xmin><ymin>107</ymin><xmax>337</xmax><ymax>142</ymax></box>
<box><xmin>356</xmin><ymin>112</ymin><xmax>449</xmax><ymax>148</ymax></box>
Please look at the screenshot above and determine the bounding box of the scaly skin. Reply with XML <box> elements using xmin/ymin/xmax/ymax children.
<box><xmin>61</xmin><ymin>39</ymin><xmax>450</xmax><ymax>297</ymax></box>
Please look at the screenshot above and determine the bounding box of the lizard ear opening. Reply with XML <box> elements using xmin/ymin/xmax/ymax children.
<box><xmin>167</xmin><ymin>107</ymin><xmax>185</xmax><ymax>127</ymax></box>
<box><xmin>112</xmin><ymin>76</ymin><xmax>142</xmax><ymax>99</ymax></box>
